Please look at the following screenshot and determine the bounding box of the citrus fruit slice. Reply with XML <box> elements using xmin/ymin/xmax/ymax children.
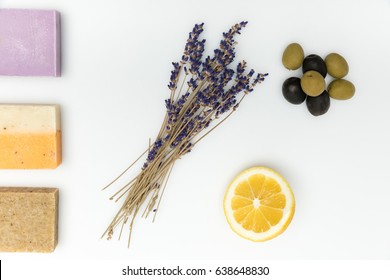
<box><xmin>223</xmin><ymin>166</ymin><xmax>295</xmax><ymax>241</ymax></box>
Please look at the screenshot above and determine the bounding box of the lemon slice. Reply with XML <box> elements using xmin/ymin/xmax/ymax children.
<box><xmin>223</xmin><ymin>166</ymin><xmax>295</xmax><ymax>241</ymax></box>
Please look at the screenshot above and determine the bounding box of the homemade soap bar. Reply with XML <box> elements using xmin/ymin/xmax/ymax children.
<box><xmin>0</xmin><ymin>9</ymin><xmax>61</xmax><ymax>76</ymax></box>
<box><xmin>0</xmin><ymin>104</ymin><xmax>62</xmax><ymax>169</ymax></box>
<box><xmin>0</xmin><ymin>187</ymin><xmax>59</xmax><ymax>253</ymax></box>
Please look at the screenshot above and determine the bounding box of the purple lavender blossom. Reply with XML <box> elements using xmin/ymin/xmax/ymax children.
<box><xmin>168</xmin><ymin>62</ymin><xmax>181</xmax><ymax>90</ymax></box>
<box><xmin>154</xmin><ymin>21</ymin><xmax>266</xmax><ymax>165</ymax></box>
<box><xmin>181</xmin><ymin>23</ymin><xmax>205</xmax><ymax>64</ymax></box>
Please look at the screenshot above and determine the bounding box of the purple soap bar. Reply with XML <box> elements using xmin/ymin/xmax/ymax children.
<box><xmin>0</xmin><ymin>9</ymin><xmax>60</xmax><ymax>77</ymax></box>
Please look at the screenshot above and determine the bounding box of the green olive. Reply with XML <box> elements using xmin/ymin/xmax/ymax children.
<box><xmin>282</xmin><ymin>43</ymin><xmax>304</xmax><ymax>70</ymax></box>
<box><xmin>325</xmin><ymin>53</ymin><xmax>349</xmax><ymax>78</ymax></box>
<box><xmin>327</xmin><ymin>79</ymin><xmax>355</xmax><ymax>100</ymax></box>
<box><xmin>300</xmin><ymin>70</ymin><xmax>325</xmax><ymax>97</ymax></box>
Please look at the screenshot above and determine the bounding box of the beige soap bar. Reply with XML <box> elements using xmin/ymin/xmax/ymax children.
<box><xmin>0</xmin><ymin>104</ymin><xmax>62</xmax><ymax>169</ymax></box>
<box><xmin>0</xmin><ymin>187</ymin><xmax>58</xmax><ymax>252</ymax></box>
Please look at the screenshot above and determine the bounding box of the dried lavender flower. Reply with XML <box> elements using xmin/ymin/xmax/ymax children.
<box><xmin>103</xmin><ymin>21</ymin><xmax>267</xmax><ymax>247</ymax></box>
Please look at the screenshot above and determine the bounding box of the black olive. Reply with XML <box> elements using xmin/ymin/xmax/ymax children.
<box><xmin>282</xmin><ymin>77</ymin><xmax>307</xmax><ymax>104</ymax></box>
<box><xmin>306</xmin><ymin>90</ymin><xmax>330</xmax><ymax>116</ymax></box>
<box><xmin>302</xmin><ymin>54</ymin><xmax>327</xmax><ymax>78</ymax></box>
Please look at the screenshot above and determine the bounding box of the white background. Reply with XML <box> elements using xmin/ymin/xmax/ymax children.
<box><xmin>1</xmin><ymin>0</ymin><xmax>390</xmax><ymax>272</ymax></box>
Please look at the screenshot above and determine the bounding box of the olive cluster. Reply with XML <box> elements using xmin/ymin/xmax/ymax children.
<box><xmin>281</xmin><ymin>43</ymin><xmax>355</xmax><ymax>116</ymax></box>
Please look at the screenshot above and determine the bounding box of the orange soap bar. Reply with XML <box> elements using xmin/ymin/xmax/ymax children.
<box><xmin>0</xmin><ymin>187</ymin><xmax>59</xmax><ymax>252</ymax></box>
<box><xmin>0</xmin><ymin>104</ymin><xmax>61</xmax><ymax>169</ymax></box>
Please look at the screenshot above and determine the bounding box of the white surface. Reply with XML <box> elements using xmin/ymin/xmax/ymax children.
<box><xmin>1</xmin><ymin>0</ymin><xmax>390</xmax><ymax>261</ymax></box>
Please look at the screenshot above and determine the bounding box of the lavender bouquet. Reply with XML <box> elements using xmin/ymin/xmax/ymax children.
<box><xmin>103</xmin><ymin>21</ymin><xmax>267</xmax><ymax>246</ymax></box>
